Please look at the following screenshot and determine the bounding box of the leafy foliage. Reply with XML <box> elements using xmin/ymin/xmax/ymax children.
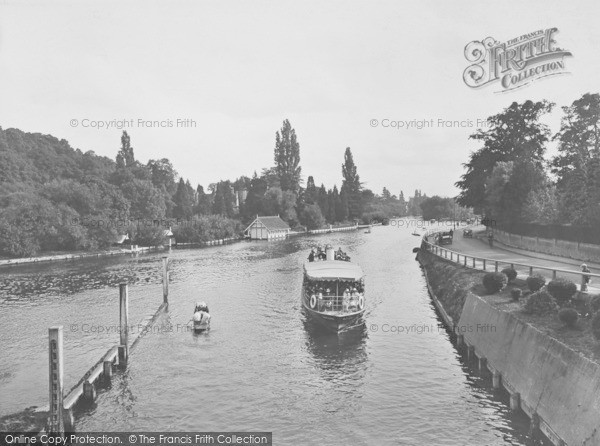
<box><xmin>558</xmin><ymin>308</ymin><xmax>579</xmax><ymax>328</ymax></box>
<box><xmin>523</xmin><ymin>290</ymin><xmax>557</xmax><ymax>315</ymax></box>
<box><xmin>274</xmin><ymin>119</ymin><xmax>301</xmax><ymax>193</ymax></box>
<box><xmin>456</xmin><ymin>100</ymin><xmax>553</xmax><ymax>217</ymax></box>
<box><xmin>591</xmin><ymin>312</ymin><xmax>600</xmax><ymax>341</ymax></box>
<box><xmin>546</xmin><ymin>278</ymin><xmax>578</xmax><ymax>305</ymax></box>
<box><xmin>589</xmin><ymin>295</ymin><xmax>600</xmax><ymax>314</ymax></box>
<box><xmin>501</xmin><ymin>267</ymin><xmax>517</xmax><ymax>283</ymax></box>
<box><xmin>510</xmin><ymin>288</ymin><xmax>522</xmax><ymax>301</ymax></box>
<box><xmin>482</xmin><ymin>272</ymin><xmax>508</xmax><ymax>294</ymax></box>
<box><xmin>526</xmin><ymin>274</ymin><xmax>547</xmax><ymax>292</ymax></box>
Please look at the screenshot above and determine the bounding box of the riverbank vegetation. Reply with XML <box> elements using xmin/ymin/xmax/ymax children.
<box><xmin>456</xmin><ymin>93</ymin><xmax>600</xmax><ymax>237</ymax></box>
<box><xmin>0</xmin><ymin>121</ymin><xmax>425</xmax><ymax>258</ymax></box>
<box><xmin>419</xmin><ymin>250</ymin><xmax>600</xmax><ymax>362</ymax></box>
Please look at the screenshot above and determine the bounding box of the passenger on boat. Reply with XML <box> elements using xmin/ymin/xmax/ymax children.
<box><xmin>324</xmin><ymin>288</ymin><xmax>333</xmax><ymax>311</ymax></box>
<box><xmin>308</xmin><ymin>249</ymin><xmax>315</xmax><ymax>262</ymax></box>
<box><xmin>318</xmin><ymin>247</ymin><xmax>327</xmax><ymax>260</ymax></box>
<box><xmin>342</xmin><ymin>287</ymin><xmax>350</xmax><ymax>312</ymax></box>
<box><xmin>348</xmin><ymin>288</ymin><xmax>358</xmax><ymax>310</ymax></box>
<box><xmin>317</xmin><ymin>288</ymin><xmax>324</xmax><ymax>311</ymax></box>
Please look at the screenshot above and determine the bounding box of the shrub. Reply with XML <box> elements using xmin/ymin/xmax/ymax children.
<box><xmin>526</xmin><ymin>274</ymin><xmax>546</xmax><ymax>292</ymax></box>
<box><xmin>501</xmin><ymin>267</ymin><xmax>518</xmax><ymax>283</ymax></box>
<box><xmin>589</xmin><ymin>295</ymin><xmax>600</xmax><ymax>314</ymax></box>
<box><xmin>592</xmin><ymin>312</ymin><xmax>600</xmax><ymax>341</ymax></box>
<box><xmin>558</xmin><ymin>308</ymin><xmax>578</xmax><ymax>328</ymax></box>
<box><xmin>523</xmin><ymin>290</ymin><xmax>557</xmax><ymax>315</ymax></box>
<box><xmin>482</xmin><ymin>272</ymin><xmax>508</xmax><ymax>294</ymax></box>
<box><xmin>547</xmin><ymin>278</ymin><xmax>578</xmax><ymax>305</ymax></box>
<box><xmin>510</xmin><ymin>288</ymin><xmax>522</xmax><ymax>301</ymax></box>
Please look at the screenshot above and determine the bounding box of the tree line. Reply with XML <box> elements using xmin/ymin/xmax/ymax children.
<box><xmin>456</xmin><ymin>93</ymin><xmax>600</xmax><ymax>229</ymax></box>
<box><xmin>0</xmin><ymin>120</ymin><xmax>423</xmax><ymax>257</ymax></box>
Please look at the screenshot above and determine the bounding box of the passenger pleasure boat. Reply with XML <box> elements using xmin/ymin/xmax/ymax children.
<box><xmin>302</xmin><ymin>245</ymin><xmax>366</xmax><ymax>332</ymax></box>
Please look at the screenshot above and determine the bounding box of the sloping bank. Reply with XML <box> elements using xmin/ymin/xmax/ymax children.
<box><xmin>417</xmin><ymin>248</ymin><xmax>600</xmax><ymax>446</ymax></box>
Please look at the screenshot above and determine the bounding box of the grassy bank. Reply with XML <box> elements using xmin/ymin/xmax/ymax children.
<box><xmin>418</xmin><ymin>249</ymin><xmax>600</xmax><ymax>363</ymax></box>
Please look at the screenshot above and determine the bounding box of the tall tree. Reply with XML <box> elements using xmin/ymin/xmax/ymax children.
<box><xmin>147</xmin><ymin>158</ymin><xmax>177</xmax><ymax>194</ymax></box>
<box><xmin>173</xmin><ymin>178</ymin><xmax>195</xmax><ymax>219</ymax></box>
<box><xmin>195</xmin><ymin>185</ymin><xmax>212</xmax><ymax>216</ymax></box>
<box><xmin>116</xmin><ymin>131</ymin><xmax>136</xmax><ymax>168</ymax></box>
<box><xmin>456</xmin><ymin>100</ymin><xmax>553</xmax><ymax>215</ymax></box>
<box><xmin>341</xmin><ymin>147</ymin><xmax>362</xmax><ymax>219</ymax></box>
<box><xmin>305</xmin><ymin>175</ymin><xmax>317</xmax><ymax>205</ymax></box>
<box><xmin>552</xmin><ymin>93</ymin><xmax>600</xmax><ymax>225</ymax></box>
<box><xmin>317</xmin><ymin>184</ymin><xmax>329</xmax><ymax>220</ymax></box>
<box><xmin>274</xmin><ymin>119</ymin><xmax>301</xmax><ymax>193</ymax></box>
<box><xmin>212</xmin><ymin>181</ymin><xmax>235</xmax><ymax>217</ymax></box>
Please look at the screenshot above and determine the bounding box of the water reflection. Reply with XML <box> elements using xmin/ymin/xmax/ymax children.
<box><xmin>303</xmin><ymin>318</ymin><xmax>368</xmax><ymax>385</ymax></box>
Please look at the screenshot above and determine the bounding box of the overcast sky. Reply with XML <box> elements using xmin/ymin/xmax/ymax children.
<box><xmin>0</xmin><ymin>0</ymin><xmax>598</xmax><ymax>197</ymax></box>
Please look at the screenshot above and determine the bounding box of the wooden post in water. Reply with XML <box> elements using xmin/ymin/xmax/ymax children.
<box><xmin>162</xmin><ymin>256</ymin><xmax>169</xmax><ymax>304</ymax></box>
<box><xmin>83</xmin><ymin>379</ymin><xmax>96</xmax><ymax>402</ymax></box>
<box><xmin>467</xmin><ymin>345</ymin><xmax>475</xmax><ymax>362</ymax></box>
<box><xmin>495</xmin><ymin>261</ymin><xmax>498</xmax><ymax>272</ymax></box>
<box><xmin>529</xmin><ymin>266</ymin><xmax>533</xmax><ymax>276</ymax></box>
<box><xmin>482</xmin><ymin>259</ymin><xmax>486</xmax><ymax>270</ymax></box>
<box><xmin>103</xmin><ymin>361</ymin><xmax>113</xmax><ymax>383</ymax></box>
<box><xmin>552</xmin><ymin>270</ymin><xmax>557</xmax><ymax>279</ymax></box>
<box><xmin>118</xmin><ymin>284</ymin><xmax>129</xmax><ymax>365</ymax></box>
<box><xmin>478</xmin><ymin>357</ymin><xmax>487</xmax><ymax>374</ymax></box>
<box><xmin>472</xmin><ymin>257</ymin><xmax>476</xmax><ymax>268</ymax></box>
<box><xmin>492</xmin><ymin>370</ymin><xmax>501</xmax><ymax>389</ymax></box>
<box><xmin>456</xmin><ymin>334</ymin><xmax>464</xmax><ymax>348</ymax></box>
<box><xmin>510</xmin><ymin>392</ymin><xmax>521</xmax><ymax>411</ymax></box>
<box><xmin>47</xmin><ymin>326</ymin><xmax>64</xmax><ymax>434</ymax></box>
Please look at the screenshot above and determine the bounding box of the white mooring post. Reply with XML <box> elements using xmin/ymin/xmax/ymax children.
<box><xmin>162</xmin><ymin>256</ymin><xmax>169</xmax><ymax>304</ymax></box>
<box><xmin>47</xmin><ymin>326</ymin><xmax>64</xmax><ymax>434</ymax></box>
<box><xmin>118</xmin><ymin>284</ymin><xmax>129</xmax><ymax>365</ymax></box>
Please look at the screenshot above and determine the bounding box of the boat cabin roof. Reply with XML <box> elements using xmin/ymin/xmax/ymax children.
<box><xmin>304</xmin><ymin>261</ymin><xmax>364</xmax><ymax>281</ymax></box>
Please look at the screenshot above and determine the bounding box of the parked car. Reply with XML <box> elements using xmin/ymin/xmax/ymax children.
<box><xmin>463</xmin><ymin>229</ymin><xmax>473</xmax><ymax>238</ymax></box>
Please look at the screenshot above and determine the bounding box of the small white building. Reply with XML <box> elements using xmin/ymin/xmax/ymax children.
<box><xmin>245</xmin><ymin>216</ymin><xmax>290</xmax><ymax>240</ymax></box>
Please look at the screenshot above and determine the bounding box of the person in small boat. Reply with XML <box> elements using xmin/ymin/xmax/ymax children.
<box><xmin>308</xmin><ymin>248</ymin><xmax>315</xmax><ymax>262</ymax></box>
<box><xmin>193</xmin><ymin>301</ymin><xmax>211</xmax><ymax>329</ymax></box>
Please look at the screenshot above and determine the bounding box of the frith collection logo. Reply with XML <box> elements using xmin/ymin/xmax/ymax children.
<box><xmin>463</xmin><ymin>28</ymin><xmax>572</xmax><ymax>92</ymax></box>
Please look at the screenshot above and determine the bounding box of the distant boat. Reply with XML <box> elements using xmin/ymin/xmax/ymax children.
<box><xmin>302</xmin><ymin>246</ymin><xmax>365</xmax><ymax>333</ymax></box>
<box><xmin>364</xmin><ymin>225</ymin><xmax>372</xmax><ymax>234</ymax></box>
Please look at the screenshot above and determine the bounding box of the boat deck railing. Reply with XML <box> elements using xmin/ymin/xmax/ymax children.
<box><xmin>305</xmin><ymin>292</ymin><xmax>363</xmax><ymax>313</ymax></box>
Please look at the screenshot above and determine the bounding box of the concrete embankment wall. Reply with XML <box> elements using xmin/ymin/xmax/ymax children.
<box><xmin>459</xmin><ymin>294</ymin><xmax>600</xmax><ymax>446</ymax></box>
<box><xmin>494</xmin><ymin>229</ymin><xmax>600</xmax><ymax>263</ymax></box>
<box><xmin>417</xmin><ymin>250</ymin><xmax>600</xmax><ymax>446</ymax></box>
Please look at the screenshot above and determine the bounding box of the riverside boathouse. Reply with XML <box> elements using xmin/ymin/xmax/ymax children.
<box><xmin>244</xmin><ymin>216</ymin><xmax>290</xmax><ymax>240</ymax></box>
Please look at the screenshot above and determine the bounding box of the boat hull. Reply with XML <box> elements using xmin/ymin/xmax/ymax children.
<box><xmin>193</xmin><ymin>321</ymin><xmax>210</xmax><ymax>332</ymax></box>
<box><xmin>302</xmin><ymin>298</ymin><xmax>364</xmax><ymax>332</ymax></box>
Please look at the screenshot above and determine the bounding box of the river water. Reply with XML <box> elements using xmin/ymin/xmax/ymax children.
<box><xmin>0</xmin><ymin>222</ymin><xmax>545</xmax><ymax>445</ymax></box>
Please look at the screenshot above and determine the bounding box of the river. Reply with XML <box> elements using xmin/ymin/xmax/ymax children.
<box><xmin>0</xmin><ymin>222</ymin><xmax>545</xmax><ymax>445</ymax></box>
